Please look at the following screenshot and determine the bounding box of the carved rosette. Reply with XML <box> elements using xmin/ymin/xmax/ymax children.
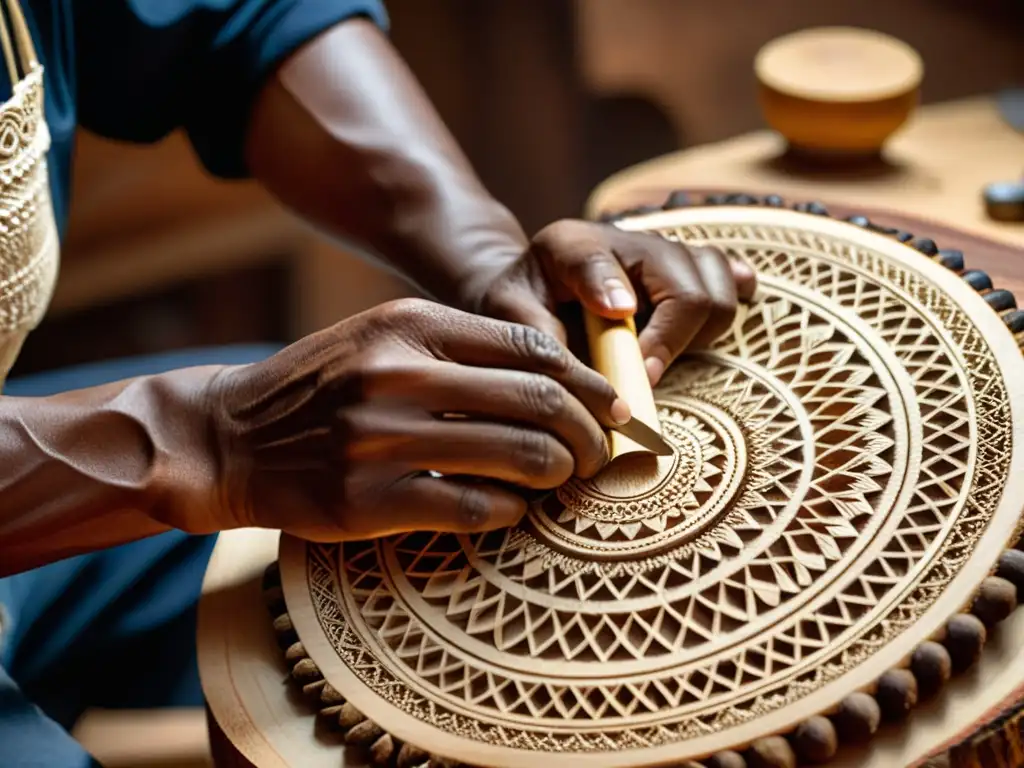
<box><xmin>276</xmin><ymin>205</ymin><xmax>1024</xmax><ymax>767</ymax></box>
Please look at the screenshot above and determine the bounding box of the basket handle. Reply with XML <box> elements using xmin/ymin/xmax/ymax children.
<box><xmin>0</xmin><ymin>0</ymin><xmax>39</xmax><ymax>88</ymax></box>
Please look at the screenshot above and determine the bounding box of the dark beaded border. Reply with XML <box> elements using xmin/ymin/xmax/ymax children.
<box><xmin>600</xmin><ymin>191</ymin><xmax>1024</xmax><ymax>345</ymax></box>
<box><xmin>261</xmin><ymin>563</ymin><xmax>438</xmax><ymax>767</ymax></box>
<box><xmin>258</xmin><ymin>192</ymin><xmax>1024</xmax><ymax>768</ymax></box>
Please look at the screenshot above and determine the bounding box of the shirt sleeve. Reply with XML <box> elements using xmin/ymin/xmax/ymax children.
<box><xmin>73</xmin><ymin>0</ymin><xmax>390</xmax><ymax>179</ymax></box>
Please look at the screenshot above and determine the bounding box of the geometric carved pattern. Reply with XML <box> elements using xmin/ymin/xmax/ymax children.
<box><xmin>288</xmin><ymin>210</ymin><xmax>1019</xmax><ymax>764</ymax></box>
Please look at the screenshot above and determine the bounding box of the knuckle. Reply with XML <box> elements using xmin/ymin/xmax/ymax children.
<box><xmin>511</xmin><ymin>428</ymin><xmax>559</xmax><ymax>481</ymax></box>
<box><xmin>533</xmin><ymin>219</ymin><xmax>602</xmax><ymax>259</ymax></box>
<box><xmin>534</xmin><ymin>218</ymin><xmax>575</xmax><ymax>245</ymax></box>
<box><xmin>456</xmin><ymin>486</ymin><xmax>493</xmax><ymax>529</ymax></box>
<box><xmin>381</xmin><ymin>297</ymin><xmax>459</xmax><ymax>338</ymax></box>
<box><xmin>357</xmin><ymin>346</ymin><xmax>393</xmax><ymax>376</ymax></box>
<box><xmin>636</xmin><ymin>231</ymin><xmax>679</xmax><ymax>255</ymax></box>
<box><xmin>507</xmin><ymin>324</ymin><xmax>568</xmax><ymax>371</ymax></box>
<box><xmin>709</xmin><ymin>295</ymin><xmax>737</xmax><ymax>324</ymax></box>
<box><xmin>384</xmin><ymin>296</ymin><xmax>434</xmax><ymax>320</ymax></box>
<box><xmin>520</xmin><ymin>375</ymin><xmax>566</xmax><ymax>420</ymax></box>
<box><xmin>682</xmin><ymin>291</ymin><xmax>713</xmax><ymax>317</ymax></box>
<box><xmin>351</xmin><ymin>348</ymin><xmax>406</xmax><ymax>396</ymax></box>
<box><xmin>374</xmin><ymin>298</ymin><xmax>434</xmax><ymax>345</ymax></box>
<box><xmin>693</xmin><ymin>243</ymin><xmax>727</xmax><ymax>260</ymax></box>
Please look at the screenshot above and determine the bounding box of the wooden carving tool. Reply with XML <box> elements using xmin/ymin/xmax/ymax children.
<box><xmin>583</xmin><ymin>311</ymin><xmax>671</xmax><ymax>461</ymax></box>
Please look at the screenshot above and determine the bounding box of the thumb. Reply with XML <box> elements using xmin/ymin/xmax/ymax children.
<box><xmin>555</xmin><ymin>248</ymin><xmax>638</xmax><ymax>320</ymax></box>
<box><xmin>532</xmin><ymin>224</ymin><xmax>638</xmax><ymax>319</ymax></box>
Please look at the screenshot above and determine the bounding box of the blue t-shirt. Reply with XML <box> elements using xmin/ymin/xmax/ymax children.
<box><xmin>13</xmin><ymin>0</ymin><xmax>388</xmax><ymax>238</ymax></box>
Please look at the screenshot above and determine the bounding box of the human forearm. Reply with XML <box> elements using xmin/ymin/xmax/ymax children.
<box><xmin>245</xmin><ymin>19</ymin><xmax>528</xmax><ymax>309</ymax></box>
<box><xmin>0</xmin><ymin>368</ymin><xmax>225</xmax><ymax>576</ymax></box>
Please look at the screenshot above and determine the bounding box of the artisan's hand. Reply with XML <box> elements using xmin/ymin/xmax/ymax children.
<box><xmin>465</xmin><ymin>220</ymin><xmax>758</xmax><ymax>386</ymax></box>
<box><xmin>207</xmin><ymin>299</ymin><xmax>629</xmax><ymax>543</ymax></box>
<box><xmin>246</xmin><ymin>24</ymin><xmax>755</xmax><ymax>388</ymax></box>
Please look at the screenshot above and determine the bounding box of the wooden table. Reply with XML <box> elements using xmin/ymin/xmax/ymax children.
<box><xmin>587</xmin><ymin>95</ymin><xmax>1024</xmax><ymax>256</ymax></box>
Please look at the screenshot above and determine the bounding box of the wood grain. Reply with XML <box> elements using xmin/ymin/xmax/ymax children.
<box><xmin>583</xmin><ymin>311</ymin><xmax>663</xmax><ymax>460</ymax></box>
<box><xmin>200</xmin><ymin>531</ymin><xmax>1024</xmax><ymax>768</ymax></box>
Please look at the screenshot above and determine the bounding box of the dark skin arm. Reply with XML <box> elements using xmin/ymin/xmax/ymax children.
<box><xmin>244</xmin><ymin>18</ymin><xmax>521</xmax><ymax>310</ymax></box>
<box><xmin>0</xmin><ymin>16</ymin><xmax>754</xmax><ymax>577</ymax></box>
<box><xmin>0</xmin><ymin>368</ymin><xmax>224</xmax><ymax>576</ymax></box>
<box><xmin>245</xmin><ymin>20</ymin><xmax>755</xmax><ymax>384</ymax></box>
<box><xmin>0</xmin><ymin>18</ymin><xmax>509</xmax><ymax>577</ymax></box>
<box><xmin>0</xmin><ymin>19</ymin><xmax>548</xmax><ymax>578</ymax></box>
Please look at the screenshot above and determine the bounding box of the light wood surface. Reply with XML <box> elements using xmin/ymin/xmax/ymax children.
<box><xmin>575</xmin><ymin>0</ymin><xmax>1024</xmax><ymax>154</ymax></box>
<box><xmin>587</xmin><ymin>96</ymin><xmax>1024</xmax><ymax>254</ymax></box>
<box><xmin>200</xmin><ymin>332</ymin><xmax>1024</xmax><ymax>768</ymax></box>
<box><xmin>198</xmin><ymin>360</ymin><xmax>1024</xmax><ymax>768</ymax></box>
<box><xmin>198</xmin><ymin>538</ymin><xmax>1024</xmax><ymax>768</ymax></box>
<box><xmin>583</xmin><ymin>312</ymin><xmax>663</xmax><ymax>460</ymax></box>
<box><xmin>200</xmin><ymin>92</ymin><xmax>1024</xmax><ymax>768</ymax></box>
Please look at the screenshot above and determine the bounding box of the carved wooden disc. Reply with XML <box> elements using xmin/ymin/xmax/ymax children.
<box><xmin>279</xmin><ymin>207</ymin><xmax>1024</xmax><ymax>767</ymax></box>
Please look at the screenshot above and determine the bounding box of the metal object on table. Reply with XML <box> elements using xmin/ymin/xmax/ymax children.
<box><xmin>980</xmin><ymin>90</ymin><xmax>1024</xmax><ymax>223</ymax></box>
<box><xmin>613</xmin><ymin>415</ymin><xmax>673</xmax><ymax>456</ymax></box>
<box><xmin>996</xmin><ymin>88</ymin><xmax>1024</xmax><ymax>133</ymax></box>
<box><xmin>983</xmin><ymin>181</ymin><xmax>1024</xmax><ymax>223</ymax></box>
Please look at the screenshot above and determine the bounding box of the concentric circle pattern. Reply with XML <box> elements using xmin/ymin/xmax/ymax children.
<box><xmin>288</xmin><ymin>209</ymin><xmax>1020</xmax><ymax>765</ymax></box>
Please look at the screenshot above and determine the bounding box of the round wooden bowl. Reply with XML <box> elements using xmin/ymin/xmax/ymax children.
<box><xmin>755</xmin><ymin>27</ymin><xmax>924</xmax><ymax>155</ymax></box>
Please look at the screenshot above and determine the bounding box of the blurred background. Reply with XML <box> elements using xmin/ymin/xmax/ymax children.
<box><xmin>16</xmin><ymin>0</ymin><xmax>1024</xmax><ymax>379</ymax></box>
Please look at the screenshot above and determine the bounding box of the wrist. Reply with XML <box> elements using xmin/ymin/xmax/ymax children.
<box><xmin>137</xmin><ymin>365</ymin><xmax>241</xmax><ymax>534</ymax></box>
<box><xmin>366</xmin><ymin>159</ymin><xmax>530</xmax><ymax>310</ymax></box>
<box><xmin>0</xmin><ymin>366</ymin><xmax>236</xmax><ymax>572</ymax></box>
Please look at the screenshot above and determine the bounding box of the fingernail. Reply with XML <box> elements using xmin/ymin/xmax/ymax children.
<box><xmin>610</xmin><ymin>397</ymin><xmax>631</xmax><ymax>425</ymax></box>
<box><xmin>645</xmin><ymin>357</ymin><xmax>665</xmax><ymax>385</ymax></box>
<box><xmin>604</xmin><ymin>280</ymin><xmax>636</xmax><ymax>311</ymax></box>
